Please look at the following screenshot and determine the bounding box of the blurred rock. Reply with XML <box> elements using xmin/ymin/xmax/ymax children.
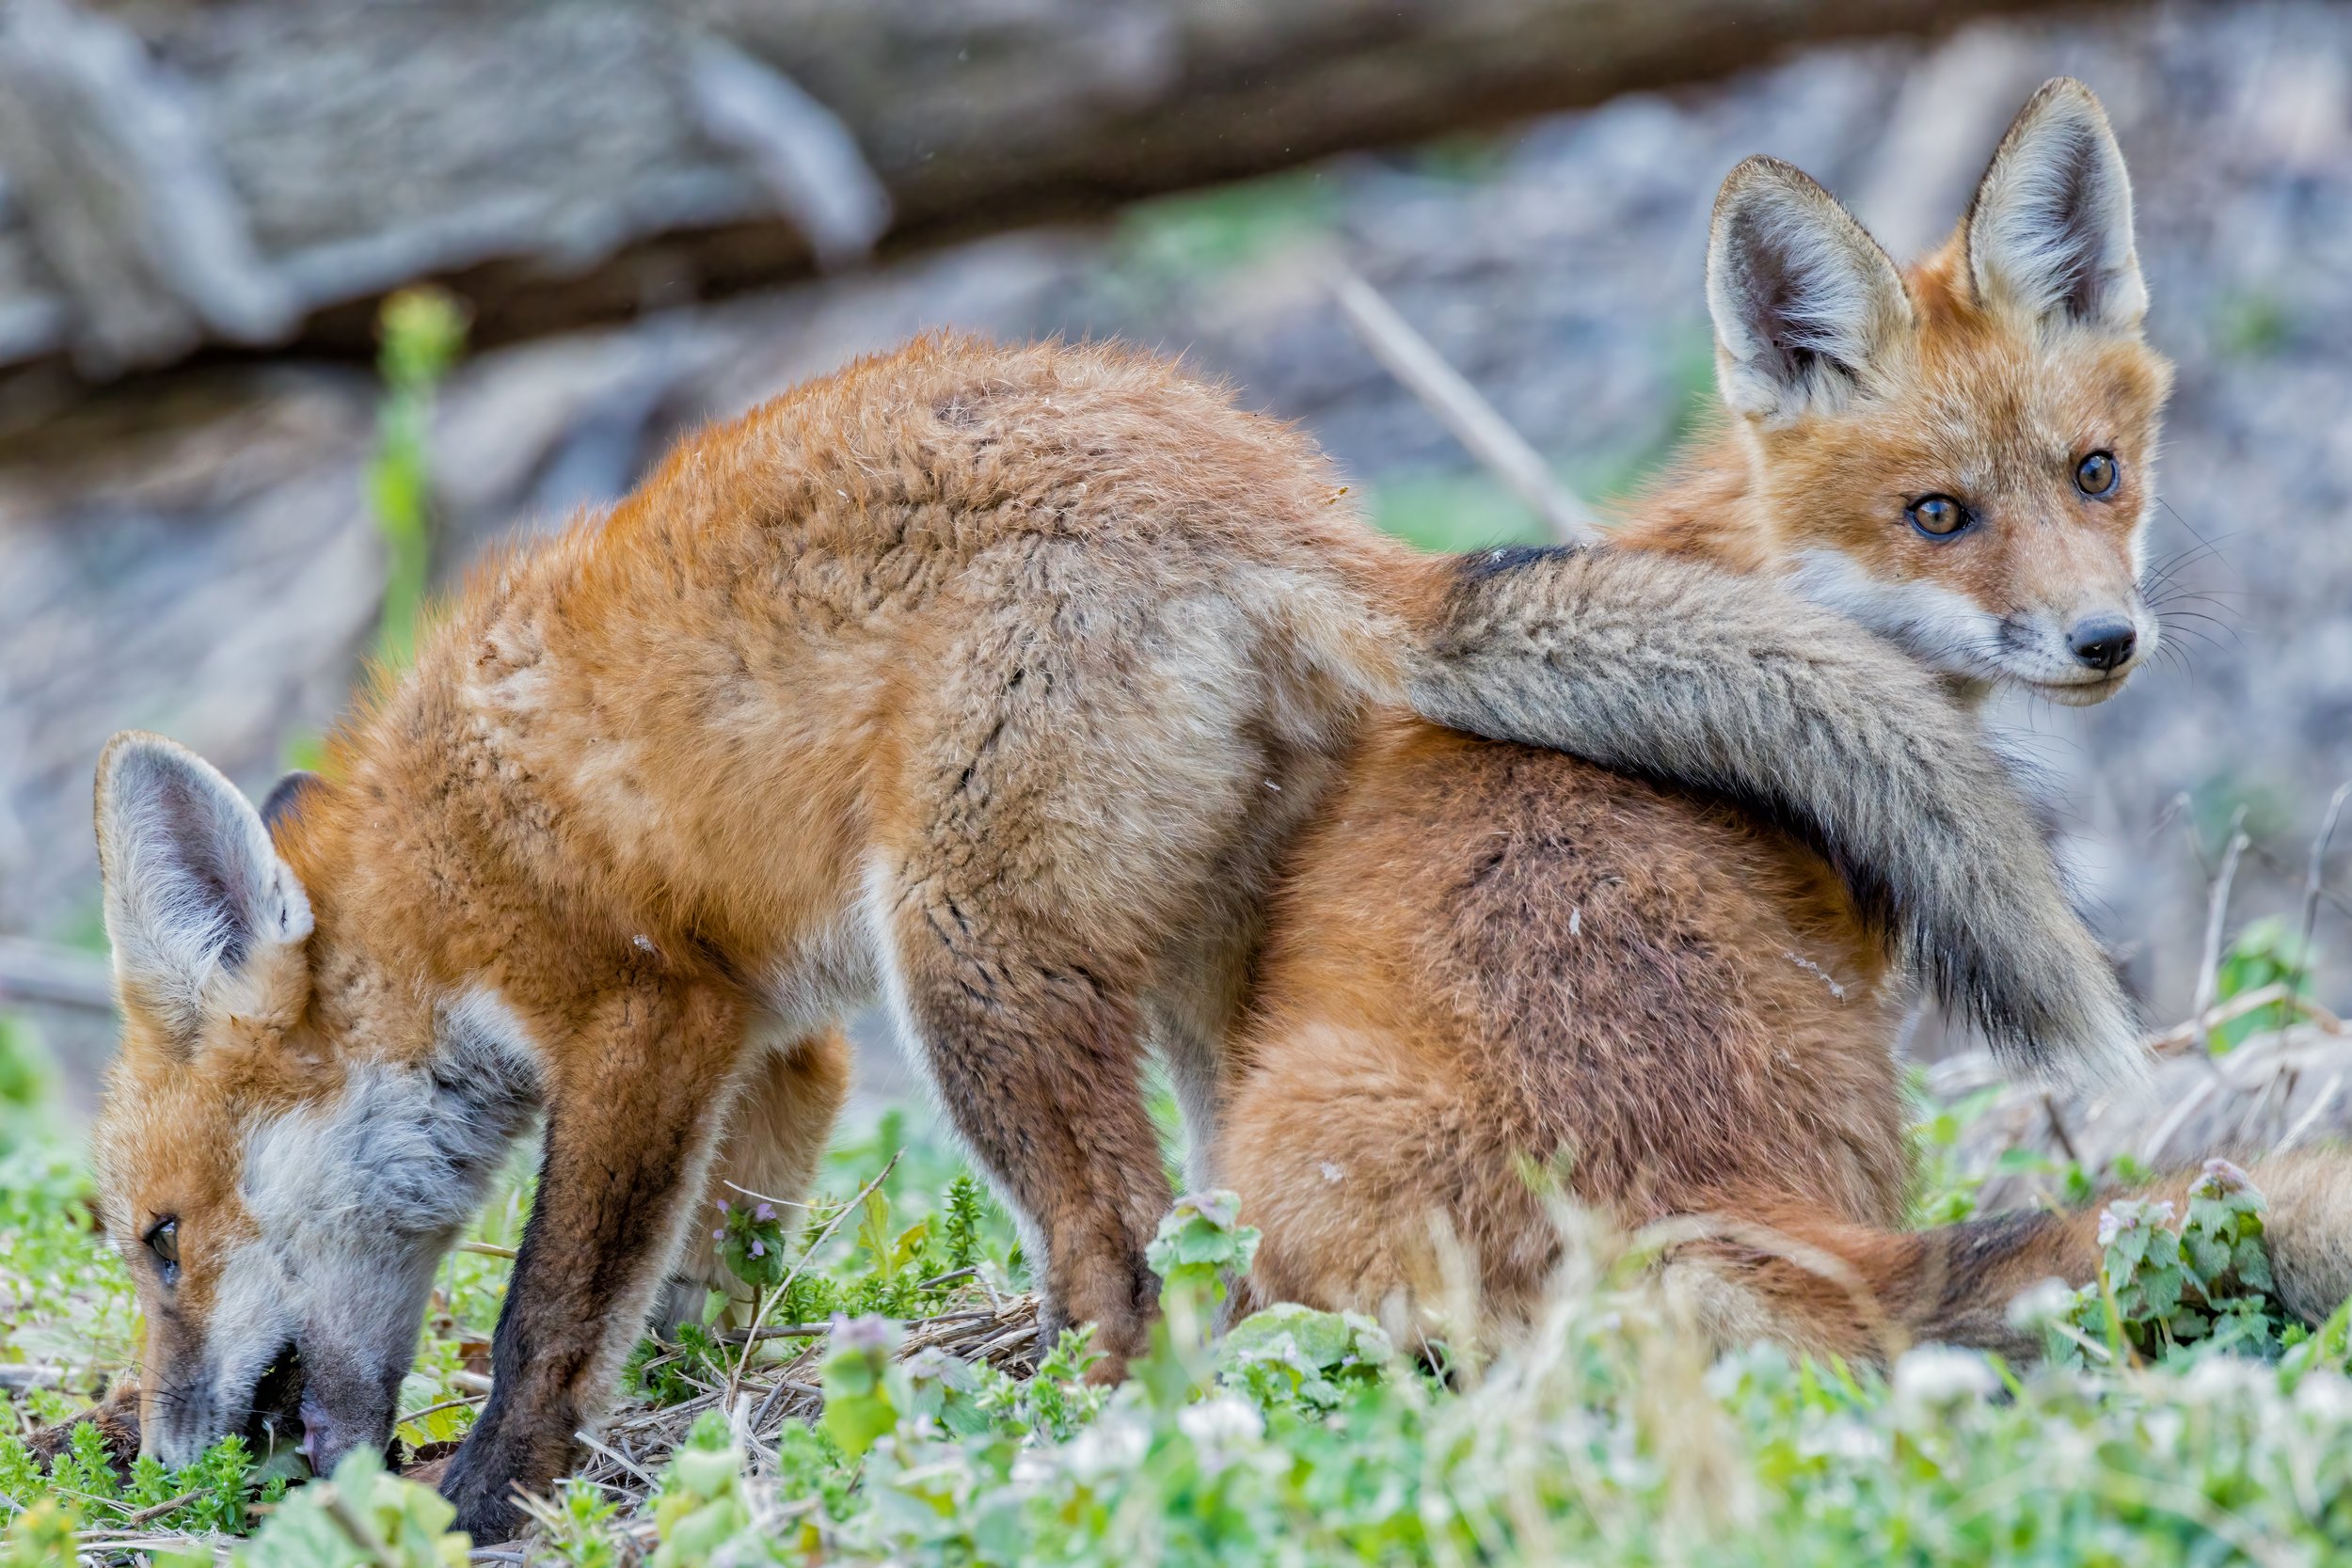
<box><xmin>0</xmin><ymin>0</ymin><xmax>2074</xmax><ymax>377</ymax></box>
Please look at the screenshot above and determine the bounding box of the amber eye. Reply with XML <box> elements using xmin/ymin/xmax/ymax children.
<box><xmin>2075</xmin><ymin>450</ymin><xmax>2121</xmax><ymax>498</ymax></box>
<box><xmin>146</xmin><ymin>1217</ymin><xmax>180</xmax><ymax>1282</ymax></box>
<box><xmin>1906</xmin><ymin>494</ymin><xmax>1970</xmax><ymax>538</ymax></box>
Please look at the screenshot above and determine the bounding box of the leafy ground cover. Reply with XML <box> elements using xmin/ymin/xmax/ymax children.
<box><xmin>5</xmin><ymin>1001</ymin><xmax>2352</xmax><ymax>1567</ymax></box>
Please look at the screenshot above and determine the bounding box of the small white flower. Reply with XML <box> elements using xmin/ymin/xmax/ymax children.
<box><xmin>1180</xmin><ymin>1395</ymin><xmax>1265</xmax><ymax>1476</ymax></box>
<box><xmin>2295</xmin><ymin>1370</ymin><xmax>2352</xmax><ymax>1424</ymax></box>
<box><xmin>1811</xmin><ymin>1418</ymin><xmax>1882</xmax><ymax>1463</ymax></box>
<box><xmin>1893</xmin><ymin>1345</ymin><xmax>2000</xmax><ymax>1417</ymax></box>
<box><xmin>2178</xmin><ymin>1354</ymin><xmax>2263</xmax><ymax>1403</ymax></box>
<box><xmin>2005</xmin><ymin>1276</ymin><xmax>2079</xmax><ymax>1331</ymax></box>
<box><xmin>1180</xmin><ymin>1394</ymin><xmax>1264</xmax><ymax>1448</ymax></box>
<box><xmin>1063</xmin><ymin>1409</ymin><xmax>1151</xmax><ymax>1481</ymax></box>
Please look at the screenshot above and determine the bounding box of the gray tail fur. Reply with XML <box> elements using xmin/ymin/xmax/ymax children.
<box><xmin>1402</xmin><ymin>544</ymin><xmax>2145</xmax><ymax>1089</ymax></box>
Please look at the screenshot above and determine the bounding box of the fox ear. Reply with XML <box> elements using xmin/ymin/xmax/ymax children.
<box><xmin>1965</xmin><ymin>78</ymin><xmax>2144</xmax><ymax>332</ymax></box>
<box><xmin>96</xmin><ymin>733</ymin><xmax>312</xmax><ymax>1044</ymax></box>
<box><xmin>1708</xmin><ymin>155</ymin><xmax>1912</xmax><ymax>424</ymax></box>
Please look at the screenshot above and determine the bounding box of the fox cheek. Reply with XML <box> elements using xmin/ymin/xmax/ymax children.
<box><xmin>1783</xmin><ymin>546</ymin><xmax>2008</xmax><ymax>686</ymax></box>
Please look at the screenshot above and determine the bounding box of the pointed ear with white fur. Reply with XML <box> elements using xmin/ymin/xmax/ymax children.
<box><xmin>1708</xmin><ymin>155</ymin><xmax>1913</xmax><ymax>425</ymax></box>
<box><xmin>1966</xmin><ymin>77</ymin><xmax>2145</xmax><ymax>332</ymax></box>
<box><xmin>96</xmin><ymin>733</ymin><xmax>312</xmax><ymax>1043</ymax></box>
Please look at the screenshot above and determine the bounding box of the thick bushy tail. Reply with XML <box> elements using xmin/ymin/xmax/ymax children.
<box><xmin>1392</xmin><ymin>542</ymin><xmax>2140</xmax><ymax>1087</ymax></box>
<box><xmin>1671</xmin><ymin>1155</ymin><xmax>2352</xmax><ymax>1365</ymax></box>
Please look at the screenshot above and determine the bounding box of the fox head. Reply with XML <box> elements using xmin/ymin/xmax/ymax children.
<box><xmin>1703</xmin><ymin>78</ymin><xmax>2172</xmax><ymax>705</ymax></box>
<box><xmin>88</xmin><ymin>733</ymin><xmax>537</xmax><ymax>1474</ymax></box>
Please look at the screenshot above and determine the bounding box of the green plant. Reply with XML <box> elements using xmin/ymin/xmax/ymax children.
<box><xmin>2210</xmin><ymin>916</ymin><xmax>2314</xmax><ymax>1051</ymax></box>
<box><xmin>12</xmin><ymin>1026</ymin><xmax>2352</xmax><ymax>1567</ymax></box>
<box><xmin>2060</xmin><ymin>1162</ymin><xmax>2284</xmax><ymax>1364</ymax></box>
<box><xmin>366</xmin><ymin>286</ymin><xmax>469</xmax><ymax>671</ymax></box>
<box><xmin>820</xmin><ymin>1316</ymin><xmax>905</xmax><ymax>1461</ymax></box>
<box><xmin>233</xmin><ymin>1449</ymin><xmax>465</xmax><ymax>1568</ymax></box>
<box><xmin>0</xmin><ymin>1500</ymin><xmax>76</xmax><ymax>1568</ymax></box>
<box><xmin>650</xmin><ymin>1414</ymin><xmax>757</xmax><ymax>1568</ymax></box>
<box><xmin>536</xmin><ymin>1477</ymin><xmax>624</xmax><ymax>1568</ymax></box>
<box><xmin>2212</xmin><ymin>289</ymin><xmax>2295</xmax><ymax>360</ymax></box>
<box><xmin>1116</xmin><ymin>172</ymin><xmax>1339</xmax><ymax>282</ymax></box>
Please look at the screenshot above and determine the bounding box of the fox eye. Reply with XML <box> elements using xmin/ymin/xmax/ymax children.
<box><xmin>1906</xmin><ymin>494</ymin><xmax>1969</xmax><ymax>539</ymax></box>
<box><xmin>145</xmin><ymin>1217</ymin><xmax>180</xmax><ymax>1282</ymax></box>
<box><xmin>2075</xmin><ymin>450</ymin><xmax>2121</xmax><ymax>498</ymax></box>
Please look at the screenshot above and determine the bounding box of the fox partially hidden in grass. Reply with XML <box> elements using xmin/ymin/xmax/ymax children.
<box><xmin>1216</xmin><ymin>80</ymin><xmax>2352</xmax><ymax>1357</ymax></box>
<box><xmin>90</xmin><ymin>96</ymin><xmax>2137</xmax><ymax>1541</ymax></box>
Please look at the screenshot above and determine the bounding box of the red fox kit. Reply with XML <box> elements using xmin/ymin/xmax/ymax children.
<box><xmin>94</xmin><ymin>260</ymin><xmax>2124</xmax><ymax>1529</ymax></box>
<box><xmin>1214</xmin><ymin>81</ymin><xmax>2352</xmax><ymax>1356</ymax></box>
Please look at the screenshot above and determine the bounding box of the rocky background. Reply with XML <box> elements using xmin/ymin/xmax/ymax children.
<box><xmin>5</xmin><ymin>0</ymin><xmax>2349</xmax><ymax>1101</ymax></box>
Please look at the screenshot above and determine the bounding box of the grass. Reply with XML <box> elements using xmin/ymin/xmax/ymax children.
<box><xmin>6</xmin><ymin>971</ymin><xmax>2352</xmax><ymax>1564</ymax></box>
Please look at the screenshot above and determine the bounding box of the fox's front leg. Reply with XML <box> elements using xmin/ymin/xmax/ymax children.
<box><xmin>440</xmin><ymin>981</ymin><xmax>748</xmax><ymax>1543</ymax></box>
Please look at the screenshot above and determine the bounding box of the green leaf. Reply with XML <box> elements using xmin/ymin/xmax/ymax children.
<box><xmin>821</xmin><ymin>1316</ymin><xmax>905</xmax><ymax>1459</ymax></box>
<box><xmin>234</xmin><ymin>1449</ymin><xmax>467</xmax><ymax>1568</ymax></box>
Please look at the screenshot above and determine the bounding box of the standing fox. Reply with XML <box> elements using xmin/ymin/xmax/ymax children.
<box><xmin>1214</xmin><ymin>80</ymin><xmax>2352</xmax><ymax>1355</ymax></box>
<box><xmin>91</xmin><ymin>145</ymin><xmax>2128</xmax><ymax>1535</ymax></box>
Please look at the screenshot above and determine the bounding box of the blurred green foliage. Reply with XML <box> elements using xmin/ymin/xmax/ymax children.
<box><xmin>2210</xmin><ymin>916</ymin><xmax>2316</xmax><ymax>1052</ymax></box>
<box><xmin>1116</xmin><ymin>171</ymin><xmax>1339</xmax><ymax>281</ymax></box>
<box><xmin>2212</xmin><ymin>289</ymin><xmax>2295</xmax><ymax>360</ymax></box>
<box><xmin>366</xmin><ymin>287</ymin><xmax>469</xmax><ymax>673</ymax></box>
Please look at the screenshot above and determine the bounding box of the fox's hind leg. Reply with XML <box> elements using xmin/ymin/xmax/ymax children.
<box><xmin>876</xmin><ymin>552</ymin><xmax>1326</xmax><ymax>1376</ymax></box>
<box><xmin>875</xmin><ymin>876</ymin><xmax>1171</xmax><ymax>1373</ymax></box>
<box><xmin>657</xmin><ymin>1027</ymin><xmax>853</xmax><ymax>1332</ymax></box>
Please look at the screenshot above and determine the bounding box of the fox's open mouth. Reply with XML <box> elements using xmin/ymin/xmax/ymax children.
<box><xmin>241</xmin><ymin>1344</ymin><xmax>308</xmax><ymax>1461</ymax></box>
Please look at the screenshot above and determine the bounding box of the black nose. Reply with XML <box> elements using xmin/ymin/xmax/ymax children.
<box><xmin>2067</xmin><ymin>617</ymin><xmax>2137</xmax><ymax>672</ymax></box>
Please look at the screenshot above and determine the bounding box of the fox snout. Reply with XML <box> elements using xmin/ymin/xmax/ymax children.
<box><xmin>2065</xmin><ymin>614</ymin><xmax>2138</xmax><ymax>672</ymax></box>
<box><xmin>141</xmin><ymin>1339</ymin><xmax>307</xmax><ymax>1470</ymax></box>
<box><xmin>143</xmin><ymin>1326</ymin><xmax>406</xmax><ymax>1478</ymax></box>
<box><xmin>2002</xmin><ymin>594</ymin><xmax>2156</xmax><ymax>703</ymax></box>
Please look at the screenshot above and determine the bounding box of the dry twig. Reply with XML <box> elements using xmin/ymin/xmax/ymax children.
<box><xmin>1326</xmin><ymin>260</ymin><xmax>1598</xmax><ymax>547</ymax></box>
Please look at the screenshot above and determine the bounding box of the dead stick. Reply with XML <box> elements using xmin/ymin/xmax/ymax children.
<box><xmin>2042</xmin><ymin>1095</ymin><xmax>2084</xmax><ymax>1167</ymax></box>
<box><xmin>118</xmin><ymin>1488</ymin><xmax>203</xmax><ymax>1527</ymax></box>
<box><xmin>1326</xmin><ymin>260</ymin><xmax>1597</xmax><ymax>547</ymax></box>
<box><xmin>2295</xmin><ymin>782</ymin><xmax>2350</xmax><ymax>999</ymax></box>
<box><xmin>2190</xmin><ymin>809</ymin><xmax>2250</xmax><ymax>1024</ymax></box>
